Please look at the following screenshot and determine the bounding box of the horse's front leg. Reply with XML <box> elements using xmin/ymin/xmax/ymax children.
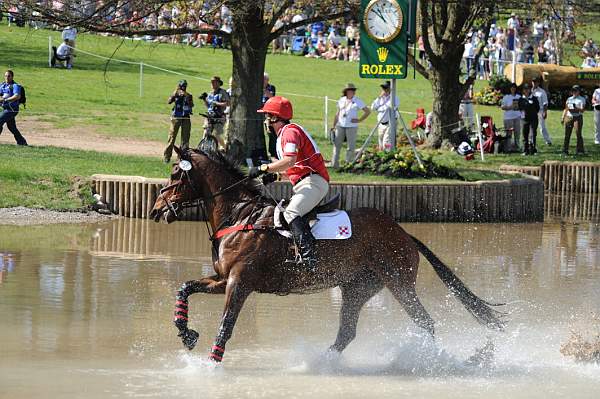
<box><xmin>174</xmin><ymin>275</ymin><xmax>226</xmax><ymax>350</ymax></box>
<box><xmin>209</xmin><ymin>276</ymin><xmax>252</xmax><ymax>362</ymax></box>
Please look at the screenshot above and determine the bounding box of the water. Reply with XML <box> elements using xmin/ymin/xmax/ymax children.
<box><xmin>1</xmin><ymin>219</ymin><xmax>600</xmax><ymax>398</ymax></box>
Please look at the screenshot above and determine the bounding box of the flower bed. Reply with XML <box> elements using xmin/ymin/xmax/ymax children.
<box><xmin>339</xmin><ymin>148</ymin><xmax>464</xmax><ymax>180</ymax></box>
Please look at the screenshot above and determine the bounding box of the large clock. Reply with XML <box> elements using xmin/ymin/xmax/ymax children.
<box><xmin>363</xmin><ymin>0</ymin><xmax>403</xmax><ymax>44</ymax></box>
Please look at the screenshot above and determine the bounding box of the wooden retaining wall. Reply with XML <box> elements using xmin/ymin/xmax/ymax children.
<box><xmin>545</xmin><ymin>194</ymin><xmax>600</xmax><ymax>222</ymax></box>
<box><xmin>91</xmin><ymin>174</ymin><xmax>544</xmax><ymax>222</ymax></box>
<box><xmin>500</xmin><ymin>161</ymin><xmax>600</xmax><ymax>194</ymax></box>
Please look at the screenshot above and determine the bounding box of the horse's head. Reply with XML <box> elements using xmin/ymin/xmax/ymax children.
<box><xmin>150</xmin><ymin>147</ymin><xmax>203</xmax><ymax>223</ymax></box>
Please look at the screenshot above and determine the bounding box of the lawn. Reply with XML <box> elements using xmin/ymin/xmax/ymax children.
<box><xmin>0</xmin><ymin>22</ymin><xmax>599</xmax><ymax>210</ymax></box>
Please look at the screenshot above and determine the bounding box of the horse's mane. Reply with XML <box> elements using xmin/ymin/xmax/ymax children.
<box><xmin>185</xmin><ymin>148</ymin><xmax>266</xmax><ymax>199</ymax></box>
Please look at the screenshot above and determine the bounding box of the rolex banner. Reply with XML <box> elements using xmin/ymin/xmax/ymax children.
<box><xmin>359</xmin><ymin>0</ymin><xmax>409</xmax><ymax>79</ymax></box>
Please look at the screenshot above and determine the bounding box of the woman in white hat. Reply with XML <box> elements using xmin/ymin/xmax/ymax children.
<box><xmin>331</xmin><ymin>83</ymin><xmax>370</xmax><ymax>168</ymax></box>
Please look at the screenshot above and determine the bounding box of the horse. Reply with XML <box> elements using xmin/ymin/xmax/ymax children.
<box><xmin>149</xmin><ymin>147</ymin><xmax>506</xmax><ymax>362</ymax></box>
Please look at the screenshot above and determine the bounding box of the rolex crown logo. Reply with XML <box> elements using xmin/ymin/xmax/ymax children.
<box><xmin>377</xmin><ymin>47</ymin><xmax>389</xmax><ymax>63</ymax></box>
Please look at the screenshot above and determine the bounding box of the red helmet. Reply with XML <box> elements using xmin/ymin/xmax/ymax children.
<box><xmin>257</xmin><ymin>96</ymin><xmax>293</xmax><ymax>120</ymax></box>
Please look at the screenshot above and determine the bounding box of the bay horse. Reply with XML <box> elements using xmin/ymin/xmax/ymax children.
<box><xmin>149</xmin><ymin>147</ymin><xmax>505</xmax><ymax>363</ymax></box>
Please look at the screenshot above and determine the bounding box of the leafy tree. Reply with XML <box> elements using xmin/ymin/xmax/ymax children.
<box><xmin>4</xmin><ymin>0</ymin><xmax>357</xmax><ymax>162</ymax></box>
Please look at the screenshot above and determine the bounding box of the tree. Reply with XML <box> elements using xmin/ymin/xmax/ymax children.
<box><xmin>408</xmin><ymin>0</ymin><xmax>495</xmax><ymax>148</ymax></box>
<box><xmin>3</xmin><ymin>0</ymin><xmax>358</xmax><ymax>162</ymax></box>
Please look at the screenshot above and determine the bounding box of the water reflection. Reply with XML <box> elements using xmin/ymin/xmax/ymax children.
<box><xmin>0</xmin><ymin>220</ymin><xmax>599</xmax><ymax>398</ymax></box>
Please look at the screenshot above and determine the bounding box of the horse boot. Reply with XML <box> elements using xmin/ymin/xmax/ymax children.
<box><xmin>287</xmin><ymin>216</ymin><xmax>318</xmax><ymax>272</ymax></box>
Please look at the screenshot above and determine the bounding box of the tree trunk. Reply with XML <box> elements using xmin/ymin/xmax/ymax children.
<box><xmin>427</xmin><ymin>64</ymin><xmax>463</xmax><ymax>147</ymax></box>
<box><xmin>227</xmin><ymin>7</ymin><xmax>269</xmax><ymax>163</ymax></box>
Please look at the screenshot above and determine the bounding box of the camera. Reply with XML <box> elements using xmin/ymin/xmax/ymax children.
<box><xmin>199</xmin><ymin>92</ymin><xmax>208</xmax><ymax>100</ymax></box>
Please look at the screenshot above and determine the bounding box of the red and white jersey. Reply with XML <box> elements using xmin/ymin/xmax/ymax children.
<box><xmin>276</xmin><ymin>123</ymin><xmax>330</xmax><ymax>185</ymax></box>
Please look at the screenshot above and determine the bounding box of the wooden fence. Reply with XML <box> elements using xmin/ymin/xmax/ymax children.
<box><xmin>500</xmin><ymin>161</ymin><xmax>600</xmax><ymax>194</ymax></box>
<box><xmin>91</xmin><ymin>174</ymin><xmax>544</xmax><ymax>222</ymax></box>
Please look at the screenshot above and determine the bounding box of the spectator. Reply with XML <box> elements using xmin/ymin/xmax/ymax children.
<box><xmin>164</xmin><ymin>80</ymin><xmax>193</xmax><ymax>163</ymax></box>
<box><xmin>262</xmin><ymin>73</ymin><xmax>277</xmax><ymax>159</ymax></box>
<box><xmin>582</xmin><ymin>57</ymin><xmax>597</xmax><ymax>69</ymax></box>
<box><xmin>53</xmin><ymin>39</ymin><xmax>74</xmax><ymax>69</ymax></box>
<box><xmin>532</xmin><ymin>20</ymin><xmax>544</xmax><ymax>46</ymax></box>
<box><xmin>531</xmin><ymin>77</ymin><xmax>551</xmax><ymax>146</ymax></box>
<box><xmin>592</xmin><ymin>84</ymin><xmax>600</xmax><ymax>145</ymax></box>
<box><xmin>561</xmin><ymin>85</ymin><xmax>586</xmax><ymax>155</ymax></box>
<box><xmin>0</xmin><ymin>70</ymin><xmax>27</xmax><ymax>146</ymax></box>
<box><xmin>331</xmin><ymin>83</ymin><xmax>370</xmax><ymax>168</ymax></box>
<box><xmin>518</xmin><ymin>84</ymin><xmax>540</xmax><ymax>155</ymax></box>
<box><xmin>200</xmin><ymin>76</ymin><xmax>229</xmax><ymax>150</ymax></box>
<box><xmin>345</xmin><ymin>20</ymin><xmax>358</xmax><ymax>48</ymax></box>
<box><xmin>501</xmin><ymin>83</ymin><xmax>521</xmax><ymax>152</ymax></box>
<box><xmin>537</xmin><ymin>42</ymin><xmax>548</xmax><ymax>63</ymax></box>
<box><xmin>523</xmin><ymin>38</ymin><xmax>535</xmax><ymax>64</ymax></box>
<box><xmin>459</xmin><ymin>85</ymin><xmax>475</xmax><ymax>132</ymax></box>
<box><xmin>370</xmin><ymin>81</ymin><xmax>399</xmax><ymax>151</ymax></box>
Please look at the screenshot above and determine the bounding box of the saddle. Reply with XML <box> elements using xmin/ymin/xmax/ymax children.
<box><xmin>276</xmin><ymin>193</ymin><xmax>341</xmax><ymax>227</ymax></box>
<box><xmin>274</xmin><ymin>193</ymin><xmax>352</xmax><ymax>240</ymax></box>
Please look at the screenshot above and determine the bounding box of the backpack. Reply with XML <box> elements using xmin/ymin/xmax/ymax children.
<box><xmin>17</xmin><ymin>84</ymin><xmax>26</xmax><ymax>108</ymax></box>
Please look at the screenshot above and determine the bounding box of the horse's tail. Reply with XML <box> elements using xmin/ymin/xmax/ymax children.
<box><xmin>409</xmin><ymin>234</ymin><xmax>506</xmax><ymax>331</ymax></box>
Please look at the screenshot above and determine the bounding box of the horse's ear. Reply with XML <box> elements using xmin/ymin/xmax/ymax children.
<box><xmin>173</xmin><ymin>146</ymin><xmax>182</xmax><ymax>158</ymax></box>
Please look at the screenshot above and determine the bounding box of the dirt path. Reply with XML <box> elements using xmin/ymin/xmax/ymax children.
<box><xmin>0</xmin><ymin>118</ymin><xmax>164</xmax><ymax>157</ymax></box>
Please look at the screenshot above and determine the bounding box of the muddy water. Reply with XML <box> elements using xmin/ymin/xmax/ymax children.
<box><xmin>1</xmin><ymin>219</ymin><xmax>600</xmax><ymax>399</ymax></box>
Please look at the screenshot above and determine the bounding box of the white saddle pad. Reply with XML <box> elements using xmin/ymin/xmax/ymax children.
<box><xmin>274</xmin><ymin>204</ymin><xmax>352</xmax><ymax>240</ymax></box>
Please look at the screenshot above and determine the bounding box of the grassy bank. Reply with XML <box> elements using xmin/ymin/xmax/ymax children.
<box><xmin>0</xmin><ymin>145</ymin><xmax>169</xmax><ymax>209</ymax></box>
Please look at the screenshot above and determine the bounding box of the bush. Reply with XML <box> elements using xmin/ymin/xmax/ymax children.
<box><xmin>339</xmin><ymin>148</ymin><xmax>464</xmax><ymax>180</ymax></box>
<box><xmin>474</xmin><ymin>86</ymin><xmax>503</xmax><ymax>106</ymax></box>
<box><xmin>489</xmin><ymin>74</ymin><xmax>512</xmax><ymax>93</ymax></box>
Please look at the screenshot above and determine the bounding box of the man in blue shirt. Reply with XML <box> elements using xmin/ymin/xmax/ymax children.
<box><xmin>200</xmin><ymin>76</ymin><xmax>229</xmax><ymax>150</ymax></box>
<box><xmin>0</xmin><ymin>70</ymin><xmax>27</xmax><ymax>146</ymax></box>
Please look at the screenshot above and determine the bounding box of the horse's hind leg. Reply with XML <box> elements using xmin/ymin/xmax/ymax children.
<box><xmin>386</xmin><ymin>282</ymin><xmax>435</xmax><ymax>337</ymax></box>
<box><xmin>329</xmin><ymin>268</ymin><xmax>384</xmax><ymax>353</ymax></box>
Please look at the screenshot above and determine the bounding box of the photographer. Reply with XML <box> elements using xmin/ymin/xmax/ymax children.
<box><xmin>518</xmin><ymin>84</ymin><xmax>540</xmax><ymax>155</ymax></box>
<box><xmin>200</xmin><ymin>76</ymin><xmax>230</xmax><ymax>150</ymax></box>
<box><xmin>561</xmin><ymin>85</ymin><xmax>586</xmax><ymax>155</ymax></box>
<box><xmin>164</xmin><ymin>80</ymin><xmax>194</xmax><ymax>163</ymax></box>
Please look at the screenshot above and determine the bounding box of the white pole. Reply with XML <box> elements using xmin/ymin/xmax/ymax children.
<box><xmin>476</xmin><ymin>112</ymin><xmax>485</xmax><ymax>161</ymax></box>
<box><xmin>390</xmin><ymin>79</ymin><xmax>397</xmax><ymax>149</ymax></box>
<box><xmin>48</xmin><ymin>36</ymin><xmax>52</xmax><ymax>67</ymax></box>
<box><xmin>324</xmin><ymin>95</ymin><xmax>329</xmax><ymax>138</ymax></box>
<box><xmin>511</xmin><ymin>50</ymin><xmax>517</xmax><ymax>83</ymax></box>
<box><xmin>139</xmin><ymin>63</ymin><xmax>144</xmax><ymax>98</ymax></box>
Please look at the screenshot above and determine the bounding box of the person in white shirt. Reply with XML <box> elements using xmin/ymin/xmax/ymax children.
<box><xmin>531</xmin><ymin>77</ymin><xmax>552</xmax><ymax>145</ymax></box>
<box><xmin>561</xmin><ymin>85</ymin><xmax>586</xmax><ymax>155</ymax></box>
<box><xmin>371</xmin><ymin>81</ymin><xmax>399</xmax><ymax>151</ymax></box>
<box><xmin>592</xmin><ymin>85</ymin><xmax>600</xmax><ymax>145</ymax></box>
<box><xmin>501</xmin><ymin>83</ymin><xmax>522</xmax><ymax>151</ymax></box>
<box><xmin>532</xmin><ymin>20</ymin><xmax>544</xmax><ymax>46</ymax></box>
<box><xmin>331</xmin><ymin>83</ymin><xmax>370</xmax><ymax>168</ymax></box>
<box><xmin>53</xmin><ymin>39</ymin><xmax>73</xmax><ymax>69</ymax></box>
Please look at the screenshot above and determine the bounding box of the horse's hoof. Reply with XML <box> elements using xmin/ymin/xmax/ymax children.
<box><xmin>178</xmin><ymin>329</ymin><xmax>199</xmax><ymax>350</ymax></box>
<box><xmin>209</xmin><ymin>345</ymin><xmax>225</xmax><ymax>362</ymax></box>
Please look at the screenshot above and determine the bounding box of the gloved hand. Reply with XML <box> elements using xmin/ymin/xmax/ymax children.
<box><xmin>248</xmin><ymin>164</ymin><xmax>268</xmax><ymax>178</ymax></box>
<box><xmin>261</xmin><ymin>173</ymin><xmax>278</xmax><ymax>185</ymax></box>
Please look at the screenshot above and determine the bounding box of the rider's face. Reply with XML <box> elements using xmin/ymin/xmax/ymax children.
<box><xmin>4</xmin><ymin>72</ymin><xmax>13</xmax><ymax>83</ymax></box>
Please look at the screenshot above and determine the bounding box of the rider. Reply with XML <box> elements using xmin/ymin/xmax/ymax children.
<box><xmin>249</xmin><ymin>96</ymin><xmax>330</xmax><ymax>270</ymax></box>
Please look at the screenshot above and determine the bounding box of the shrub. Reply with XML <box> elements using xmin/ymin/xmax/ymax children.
<box><xmin>474</xmin><ymin>86</ymin><xmax>503</xmax><ymax>106</ymax></box>
<box><xmin>339</xmin><ymin>148</ymin><xmax>464</xmax><ymax>180</ymax></box>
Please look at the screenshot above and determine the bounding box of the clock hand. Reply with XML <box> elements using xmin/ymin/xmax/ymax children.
<box><xmin>373</xmin><ymin>7</ymin><xmax>387</xmax><ymax>23</ymax></box>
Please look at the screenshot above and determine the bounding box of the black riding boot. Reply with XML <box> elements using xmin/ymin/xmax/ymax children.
<box><xmin>287</xmin><ymin>217</ymin><xmax>318</xmax><ymax>272</ymax></box>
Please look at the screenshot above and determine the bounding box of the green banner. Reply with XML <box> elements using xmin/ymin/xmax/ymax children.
<box><xmin>359</xmin><ymin>0</ymin><xmax>409</xmax><ymax>79</ymax></box>
<box><xmin>576</xmin><ymin>71</ymin><xmax>600</xmax><ymax>81</ymax></box>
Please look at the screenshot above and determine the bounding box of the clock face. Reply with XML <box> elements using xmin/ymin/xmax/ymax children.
<box><xmin>364</xmin><ymin>0</ymin><xmax>403</xmax><ymax>43</ymax></box>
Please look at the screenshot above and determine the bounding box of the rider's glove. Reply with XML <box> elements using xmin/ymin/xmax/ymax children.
<box><xmin>248</xmin><ymin>164</ymin><xmax>268</xmax><ymax>178</ymax></box>
<box><xmin>261</xmin><ymin>173</ymin><xmax>279</xmax><ymax>185</ymax></box>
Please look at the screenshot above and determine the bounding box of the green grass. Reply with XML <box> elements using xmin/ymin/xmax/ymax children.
<box><xmin>0</xmin><ymin>22</ymin><xmax>598</xmax><ymax>209</ymax></box>
<box><xmin>0</xmin><ymin>145</ymin><xmax>170</xmax><ymax>209</ymax></box>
